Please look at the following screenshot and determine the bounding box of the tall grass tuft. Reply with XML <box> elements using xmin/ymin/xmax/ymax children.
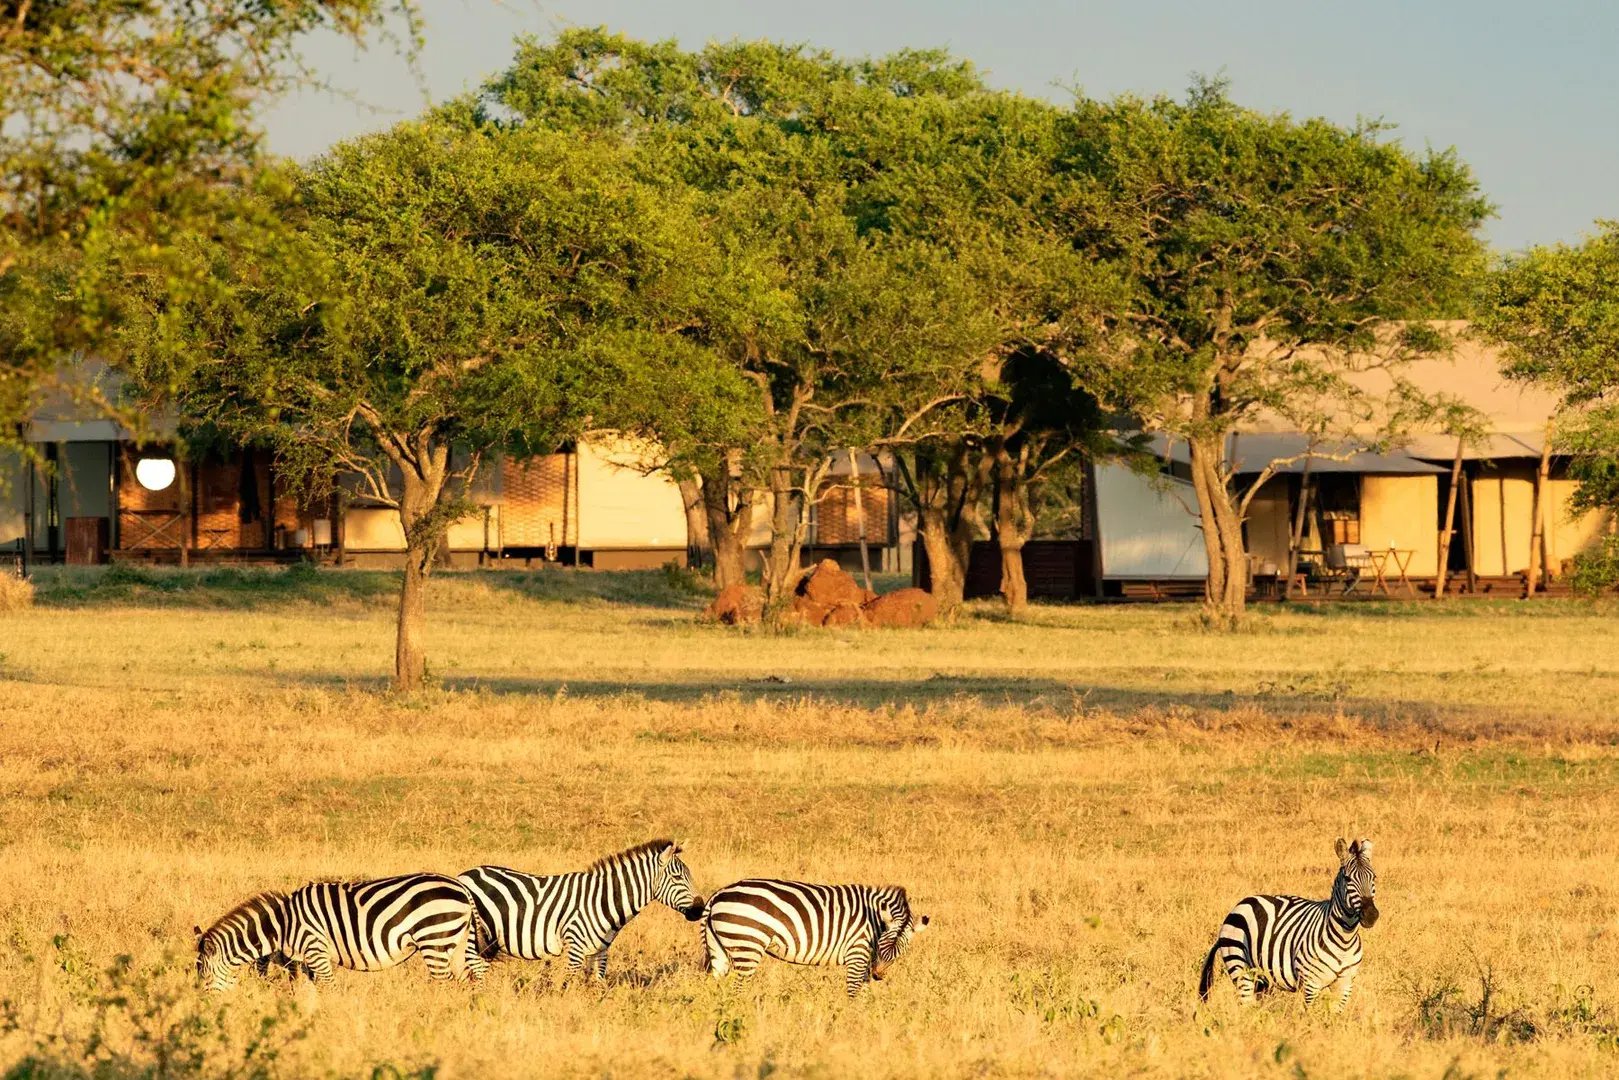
<box><xmin>0</xmin><ymin>570</ymin><xmax>34</xmax><ymax>612</ymax></box>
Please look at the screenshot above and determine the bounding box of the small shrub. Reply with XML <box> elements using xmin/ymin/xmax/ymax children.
<box><xmin>1570</xmin><ymin>535</ymin><xmax>1619</xmax><ymax>596</ymax></box>
<box><xmin>0</xmin><ymin>571</ymin><xmax>34</xmax><ymax>612</ymax></box>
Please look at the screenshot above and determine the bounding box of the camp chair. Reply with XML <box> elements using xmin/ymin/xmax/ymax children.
<box><xmin>1324</xmin><ymin>543</ymin><xmax>1373</xmax><ymax>595</ymax></box>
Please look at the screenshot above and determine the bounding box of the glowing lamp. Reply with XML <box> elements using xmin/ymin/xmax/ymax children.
<box><xmin>135</xmin><ymin>457</ymin><xmax>177</xmax><ymax>492</ymax></box>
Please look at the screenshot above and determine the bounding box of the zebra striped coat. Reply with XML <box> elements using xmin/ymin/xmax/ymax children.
<box><xmin>703</xmin><ymin>879</ymin><xmax>929</xmax><ymax>997</ymax></box>
<box><xmin>458</xmin><ymin>840</ymin><xmax>704</xmax><ymax>981</ymax></box>
<box><xmin>194</xmin><ymin>874</ymin><xmax>476</xmax><ymax>991</ymax></box>
<box><xmin>1199</xmin><ymin>838</ymin><xmax>1379</xmax><ymax>1010</ymax></box>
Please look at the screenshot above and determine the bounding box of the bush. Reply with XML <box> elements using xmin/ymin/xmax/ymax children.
<box><xmin>0</xmin><ymin>571</ymin><xmax>34</xmax><ymax>612</ymax></box>
<box><xmin>1570</xmin><ymin>534</ymin><xmax>1619</xmax><ymax>596</ymax></box>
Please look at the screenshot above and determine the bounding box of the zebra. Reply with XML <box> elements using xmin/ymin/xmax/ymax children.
<box><xmin>702</xmin><ymin>879</ymin><xmax>929</xmax><ymax>998</ymax></box>
<box><xmin>458</xmin><ymin>839</ymin><xmax>704</xmax><ymax>981</ymax></box>
<box><xmin>1198</xmin><ymin>837</ymin><xmax>1379</xmax><ymax>1010</ymax></box>
<box><xmin>194</xmin><ymin>874</ymin><xmax>476</xmax><ymax>991</ymax></box>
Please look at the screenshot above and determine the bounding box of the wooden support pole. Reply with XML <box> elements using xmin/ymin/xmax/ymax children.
<box><xmin>1459</xmin><ymin>469</ymin><xmax>1477</xmax><ymax>593</ymax></box>
<box><xmin>1284</xmin><ymin>458</ymin><xmax>1314</xmax><ymax>599</ymax></box>
<box><xmin>847</xmin><ymin>448</ymin><xmax>873</xmax><ymax>593</ymax></box>
<box><xmin>1435</xmin><ymin>436</ymin><xmax>1464</xmax><ymax>599</ymax></box>
<box><xmin>1527</xmin><ymin>426</ymin><xmax>1552</xmax><ymax>596</ymax></box>
<box><xmin>179</xmin><ymin>458</ymin><xmax>193</xmax><ymax>568</ymax></box>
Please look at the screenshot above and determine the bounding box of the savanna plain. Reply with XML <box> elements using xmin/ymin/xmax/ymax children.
<box><xmin>3</xmin><ymin>565</ymin><xmax>1619</xmax><ymax>1078</ymax></box>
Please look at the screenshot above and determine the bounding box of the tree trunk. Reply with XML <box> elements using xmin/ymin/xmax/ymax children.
<box><xmin>764</xmin><ymin>465</ymin><xmax>800</xmax><ymax>602</ymax></box>
<box><xmin>396</xmin><ymin>535</ymin><xmax>431</xmax><ymax>692</ymax></box>
<box><xmin>392</xmin><ymin>447</ymin><xmax>449</xmax><ymax>692</ymax></box>
<box><xmin>908</xmin><ymin>440</ymin><xmax>983</xmax><ymax>616</ymax></box>
<box><xmin>992</xmin><ymin>441</ymin><xmax>1034</xmax><ymax>616</ymax></box>
<box><xmin>917</xmin><ymin>507</ymin><xmax>965</xmax><ymax>610</ymax></box>
<box><xmin>699</xmin><ymin>453</ymin><xmax>752</xmax><ymax>592</ymax></box>
<box><xmin>1188</xmin><ymin>434</ymin><xmax>1247</xmax><ymax>624</ymax></box>
<box><xmin>675</xmin><ymin>473</ymin><xmax>712</xmax><ymax>573</ymax></box>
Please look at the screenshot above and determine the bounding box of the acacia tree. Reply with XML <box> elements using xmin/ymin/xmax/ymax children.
<box><xmin>1060</xmin><ymin>81</ymin><xmax>1491</xmax><ymax>623</ymax></box>
<box><xmin>111</xmin><ymin>118</ymin><xmax>708</xmax><ymax>689</ymax></box>
<box><xmin>1480</xmin><ymin>224</ymin><xmax>1619</xmax><ymax>569</ymax></box>
<box><xmin>486</xmin><ymin>31</ymin><xmax>1011</xmax><ymax>602</ymax></box>
<box><xmin>861</xmin><ymin>91</ymin><xmax>1116</xmax><ymax>614</ymax></box>
<box><xmin>0</xmin><ymin>0</ymin><xmax>413</xmax><ymax>443</ymax></box>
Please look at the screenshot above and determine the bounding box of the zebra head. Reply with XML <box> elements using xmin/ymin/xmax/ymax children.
<box><xmin>1333</xmin><ymin>837</ymin><xmax>1379</xmax><ymax>928</ymax></box>
<box><xmin>872</xmin><ymin>887</ymin><xmax>929</xmax><ymax>980</ymax></box>
<box><xmin>194</xmin><ymin>891</ymin><xmax>288</xmax><ymax>992</ymax></box>
<box><xmin>652</xmin><ymin>841</ymin><xmax>705</xmax><ymax>922</ymax></box>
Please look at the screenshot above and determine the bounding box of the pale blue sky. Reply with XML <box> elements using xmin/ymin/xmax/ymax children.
<box><xmin>263</xmin><ymin>0</ymin><xmax>1618</xmax><ymax>253</ymax></box>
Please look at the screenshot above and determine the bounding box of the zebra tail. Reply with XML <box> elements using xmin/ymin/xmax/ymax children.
<box><xmin>1198</xmin><ymin>942</ymin><xmax>1218</xmax><ymax>1001</ymax></box>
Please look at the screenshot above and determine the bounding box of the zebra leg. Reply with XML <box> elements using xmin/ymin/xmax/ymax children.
<box><xmin>1332</xmin><ymin>964</ymin><xmax>1359</xmax><ymax>1013</ymax></box>
<box><xmin>1218</xmin><ymin>945</ymin><xmax>1257</xmax><ymax>1005</ymax></box>
<box><xmin>703</xmin><ymin>922</ymin><xmax>731</xmax><ymax>978</ymax></box>
<box><xmin>841</xmin><ymin>942</ymin><xmax>875</xmax><ymax>998</ymax></box>
<box><xmin>590</xmin><ymin>948</ymin><xmax>610</xmax><ymax>982</ymax></box>
<box><xmin>728</xmin><ymin>943</ymin><xmax>765</xmax><ymax>982</ymax></box>
<box><xmin>301</xmin><ymin>942</ymin><xmax>336</xmax><ymax>983</ymax></box>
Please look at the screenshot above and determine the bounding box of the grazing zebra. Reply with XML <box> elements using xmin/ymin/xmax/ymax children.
<box><xmin>458</xmin><ymin>839</ymin><xmax>704</xmax><ymax>981</ymax></box>
<box><xmin>1198</xmin><ymin>838</ymin><xmax>1379</xmax><ymax>1010</ymax></box>
<box><xmin>194</xmin><ymin>874</ymin><xmax>476</xmax><ymax>991</ymax></box>
<box><xmin>703</xmin><ymin>879</ymin><xmax>929</xmax><ymax>997</ymax></box>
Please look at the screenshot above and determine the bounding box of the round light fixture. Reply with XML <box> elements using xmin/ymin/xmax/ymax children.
<box><xmin>135</xmin><ymin>457</ymin><xmax>177</xmax><ymax>492</ymax></box>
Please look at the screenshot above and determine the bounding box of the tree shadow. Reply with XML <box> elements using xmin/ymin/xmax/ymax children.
<box><xmin>257</xmin><ymin>666</ymin><xmax>1491</xmax><ymax>731</ymax></box>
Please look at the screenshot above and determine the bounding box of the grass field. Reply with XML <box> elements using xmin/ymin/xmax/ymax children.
<box><xmin>3</xmin><ymin>565</ymin><xmax>1619</xmax><ymax>1078</ymax></box>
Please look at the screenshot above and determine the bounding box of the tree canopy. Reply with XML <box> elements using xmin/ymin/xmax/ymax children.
<box><xmin>1059</xmin><ymin>80</ymin><xmax>1493</xmax><ymax>620</ymax></box>
<box><xmin>109</xmin><ymin>116</ymin><xmax>713</xmax><ymax>687</ymax></box>
<box><xmin>0</xmin><ymin>0</ymin><xmax>415</xmax><ymax>445</ymax></box>
<box><xmin>1480</xmin><ymin>222</ymin><xmax>1619</xmax><ymax>514</ymax></box>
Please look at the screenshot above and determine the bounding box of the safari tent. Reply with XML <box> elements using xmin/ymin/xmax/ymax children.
<box><xmin>1091</xmin><ymin>339</ymin><xmax>1616</xmax><ymax>598</ymax></box>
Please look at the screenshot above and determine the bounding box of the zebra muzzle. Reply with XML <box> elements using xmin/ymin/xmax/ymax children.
<box><xmin>1360</xmin><ymin>900</ymin><xmax>1380</xmax><ymax>928</ymax></box>
<box><xmin>681</xmin><ymin>899</ymin><xmax>706</xmax><ymax>922</ymax></box>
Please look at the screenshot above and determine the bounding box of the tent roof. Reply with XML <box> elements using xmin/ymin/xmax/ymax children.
<box><xmin>1146</xmin><ymin>434</ymin><xmax>1447</xmax><ymax>475</ymax></box>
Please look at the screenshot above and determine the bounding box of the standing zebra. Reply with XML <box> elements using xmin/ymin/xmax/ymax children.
<box><xmin>458</xmin><ymin>839</ymin><xmax>704</xmax><ymax>981</ymax></box>
<box><xmin>703</xmin><ymin>879</ymin><xmax>929</xmax><ymax>997</ymax></box>
<box><xmin>1198</xmin><ymin>838</ymin><xmax>1379</xmax><ymax>1010</ymax></box>
<box><xmin>194</xmin><ymin>874</ymin><xmax>476</xmax><ymax>991</ymax></box>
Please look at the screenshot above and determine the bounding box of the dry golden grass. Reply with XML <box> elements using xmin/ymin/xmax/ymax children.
<box><xmin>2</xmin><ymin>567</ymin><xmax>1619</xmax><ymax>1078</ymax></box>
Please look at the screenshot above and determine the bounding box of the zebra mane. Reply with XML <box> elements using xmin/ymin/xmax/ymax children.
<box><xmin>588</xmin><ymin>839</ymin><xmax>676</xmax><ymax>872</ymax></box>
<box><xmin>200</xmin><ymin>890</ymin><xmax>288</xmax><ymax>938</ymax></box>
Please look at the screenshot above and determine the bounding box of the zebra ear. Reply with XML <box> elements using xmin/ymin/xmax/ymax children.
<box><xmin>657</xmin><ymin>843</ymin><xmax>677</xmax><ymax>865</ymax></box>
<box><xmin>1355</xmin><ymin>839</ymin><xmax>1372</xmax><ymax>857</ymax></box>
<box><xmin>1334</xmin><ymin>837</ymin><xmax>1349</xmax><ymax>862</ymax></box>
<box><xmin>193</xmin><ymin>925</ymin><xmax>203</xmax><ymax>938</ymax></box>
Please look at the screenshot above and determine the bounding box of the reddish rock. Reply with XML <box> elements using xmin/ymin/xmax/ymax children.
<box><xmin>789</xmin><ymin>594</ymin><xmax>833</xmax><ymax>626</ymax></box>
<box><xmin>705</xmin><ymin>584</ymin><xmax>765</xmax><ymax>625</ymax></box>
<box><xmin>823</xmin><ymin>602</ymin><xmax>866</xmax><ymax>628</ymax></box>
<box><xmin>799</xmin><ymin>558</ymin><xmax>865</xmax><ymax>607</ymax></box>
<box><xmin>863</xmin><ymin>587</ymin><xmax>938</xmax><ymax>628</ymax></box>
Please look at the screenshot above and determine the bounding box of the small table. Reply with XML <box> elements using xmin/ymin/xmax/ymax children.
<box><xmin>1367</xmin><ymin>548</ymin><xmax>1416</xmax><ymax>598</ymax></box>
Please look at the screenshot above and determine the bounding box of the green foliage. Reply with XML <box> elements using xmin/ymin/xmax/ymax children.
<box><xmin>1056</xmin><ymin>79</ymin><xmax>1492</xmax><ymax>618</ymax></box>
<box><xmin>482</xmin><ymin>31</ymin><xmax>1093</xmax><ymax>596</ymax></box>
<box><xmin>0</xmin><ymin>0</ymin><xmax>416</xmax><ymax>450</ymax></box>
<box><xmin>1569</xmin><ymin>535</ymin><xmax>1619</xmax><ymax>596</ymax></box>
<box><xmin>111</xmin><ymin>116</ymin><xmax>702</xmax><ymax>511</ymax></box>
<box><xmin>1481</xmin><ymin>223</ymin><xmax>1619</xmax><ymax>515</ymax></box>
<box><xmin>0</xmin><ymin>938</ymin><xmax>308</xmax><ymax>1079</ymax></box>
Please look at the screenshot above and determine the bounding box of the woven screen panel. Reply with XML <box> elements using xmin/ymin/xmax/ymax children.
<box><xmin>118</xmin><ymin>445</ymin><xmax>183</xmax><ymax>549</ymax></box>
<box><xmin>501</xmin><ymin>454</ymin><xmax>573</xmax><ymax>548</ymax></box>
<box><xmin>814</xmin><ymin>482</ymin><xmax>893</xmax><ymax>546</ymax></box>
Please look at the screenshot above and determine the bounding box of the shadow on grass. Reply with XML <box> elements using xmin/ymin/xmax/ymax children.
<box><xmin>262</xmin><ymin>667</ymin><xmax>1473</xmax><ymax>727</ymax></box>
<box><xmin>27</xmin><ymin>564</ymin><xmax>714</xmax><ymax>612</ymax></box>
